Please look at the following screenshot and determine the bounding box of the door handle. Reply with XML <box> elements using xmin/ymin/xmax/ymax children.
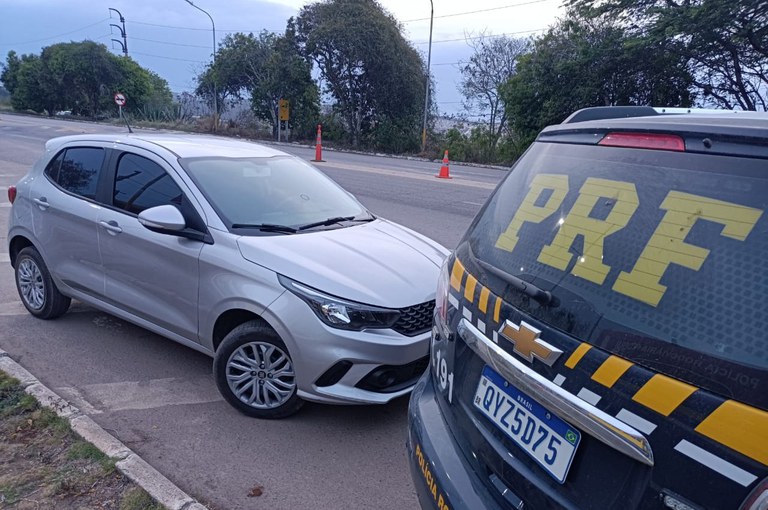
<box><xmin>33</xmin><ymin>197</ymin><xmax>50</xmax><ymax>210</ymax></box>
<box><xmin>99</xmin><ymin>220</ymin><xmax>123</xmax><ymax>234</ymax></box>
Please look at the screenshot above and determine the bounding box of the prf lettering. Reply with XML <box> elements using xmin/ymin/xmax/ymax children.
<box><xmin>415</xmin><ymin>443</ymin><xmax>451</xmax><ymax>510</ymax></box>
<box><xmin>495</xmin><ymin>174</ymin><xmax>763</xmax><ymax>307</ymax></box>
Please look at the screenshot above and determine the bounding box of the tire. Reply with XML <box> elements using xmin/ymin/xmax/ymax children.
<box><xmin>214</xmin><ymin>321</ymin><xmax>304</xmax><ymax>419</ymax></box>
<box><xmin>14</xmin><ymin>246</ymin><xmax>71</xmax><ymax>320</ymax></box>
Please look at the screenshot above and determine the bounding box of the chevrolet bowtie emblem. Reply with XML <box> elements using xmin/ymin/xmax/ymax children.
<box><xmin>499</xmin><ymin>320</ymin><xmax>563</xmax><ymax>366</ymax></box>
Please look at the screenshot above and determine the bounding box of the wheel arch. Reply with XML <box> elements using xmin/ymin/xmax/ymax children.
<box><xmin>212</xmin><ymin>309</ymin><xmax>277</xmax><ymax>353</ymax></box>
<box><xmin>9</xmin><ymin>234</ymin><xmax>36</xmax><ymax>267</ymax></box>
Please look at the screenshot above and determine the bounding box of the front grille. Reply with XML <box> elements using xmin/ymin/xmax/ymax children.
<box><xmin>393</xmin><ymin>300</ymin><xmax>435</xmax><ymax>336</ymax></box>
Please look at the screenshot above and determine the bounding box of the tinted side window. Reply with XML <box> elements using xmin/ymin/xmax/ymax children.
<box><xmin>113</xmin><ymin>153</ymin><xmax>184</xmax><ymax>215</ymax></box>
<box><xmin>56</xmin><ymin>148</ymin><xmax>105</xmax><ymax>199</ymax></box>
<box><xmin>44</xmin><ymin>151</ymin><xmax>64</xmax><ymax>182</ymax></box>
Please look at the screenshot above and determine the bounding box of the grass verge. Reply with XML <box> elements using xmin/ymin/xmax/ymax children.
<box><xmin>0</xmin><ymin>370</ymin><xmax>164</xmax><ymax>509</ymax></box>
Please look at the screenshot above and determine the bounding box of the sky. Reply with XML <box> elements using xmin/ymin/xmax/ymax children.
<box><xmin>0</xmin><ymin>0</ymin><xmax>564</xmax><ymax>116</ymax></box>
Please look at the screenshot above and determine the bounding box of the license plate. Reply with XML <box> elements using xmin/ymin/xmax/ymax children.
<box><xmin>474</xmin><ymin>366</ymin><xmax>581</xmax><ymax>484</ymax></box>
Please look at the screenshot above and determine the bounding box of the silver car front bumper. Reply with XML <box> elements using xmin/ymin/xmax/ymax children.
<box><xmin>264</xmin><ymin>290</ymin><xmax>430</xmax><ymax>405</ymax></box>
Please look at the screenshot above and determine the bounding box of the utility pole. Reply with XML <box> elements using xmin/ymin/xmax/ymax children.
<box><xmin>109</xmin><ymin>8</ymin><xmax>128</xmax><ymax>56</ymax></box>
<box><xmin>184</xmin><ymin>0</ymin><xmax>217</xmax><ymax>132</ymax></box>
<box><xmin>421</xmin><ymin>0</ymin><xmax>434</xmax><ymax>154</ymax></box>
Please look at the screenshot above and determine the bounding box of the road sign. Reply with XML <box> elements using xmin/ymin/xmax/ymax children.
<box><xmin>114</xmin><ymin>93</ymin><xmax>126</xmax><ymax>106</ymax></box>
<box><xmin>279</xmin><ymin>99</ymin><xmax>290</xmax><ymax>121</ymax></box>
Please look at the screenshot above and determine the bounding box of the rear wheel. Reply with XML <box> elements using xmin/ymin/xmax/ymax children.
<box><xmin>213</xmin><ymin>321</ymin><xmax>304</xmax><ymax>419</ymax></box>
<box><xmin>14</xmin><ymin>246</ymin><xmax>71</xmax><ymax>320</ymax></box>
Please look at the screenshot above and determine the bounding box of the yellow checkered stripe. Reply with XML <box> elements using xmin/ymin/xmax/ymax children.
<box><xmin>450</xmin><ymin>258</ymin><xmax>768</xmax><ymax>467</ymax></box>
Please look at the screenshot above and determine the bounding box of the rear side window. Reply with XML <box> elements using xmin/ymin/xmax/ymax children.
<box><xmin>463</xmin><ymin>141</ymin><xmax>767</xmax><ymax>404</ymax></box>
<box><xmin>113</xmin><ymin>153</ymin><xmax>183</xmax><ymax>215</ymax></box>
<box><xmin>45</xmin><ymin>148</ymin><xmax>105</xmax><ymax>200</ymax></box>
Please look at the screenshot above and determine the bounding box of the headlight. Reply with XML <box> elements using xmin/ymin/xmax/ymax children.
<box><xmin>278</xmin><ymin>275</ymin><xmax>400</xmax><ymax>331</ymax></box>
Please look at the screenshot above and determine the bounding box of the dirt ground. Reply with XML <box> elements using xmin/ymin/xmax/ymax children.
<box><xmin>0</xmin><ymin>371</ymin><xmax>164</xmax><ymax>510</ymax></box>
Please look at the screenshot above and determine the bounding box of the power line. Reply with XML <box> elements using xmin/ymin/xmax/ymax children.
<box><xmin>403</xmin><ymin>0</ymin><xmax>555</xmax><ymax>23</ymax></box>
<box><xmin>131</xmin><ymin>36</ymin><xmax>211</xmax><ymax>49</ymax></box>
<box><xmin>129</xmin><ymin>20</ymin><xmax>251</xmax><ymax>35</ymax></box>
<box><xmin>129</xmin><ymin>20</ymin><xmax>213</xmax><ymax>31</ymax></box>
<box><xmin>131</xmin><ymin>51</ymin><xmax>207</xmax><ymax>63</ymax></box>
<box><xmin>415</xmin><ymin>28</ymin><xmax>545</xmax><ymax>45</ymax></box>
<box><xmin>2</xmin><ymin>18</ymin><xmax>110</xmax><ymax>46</ymax></box>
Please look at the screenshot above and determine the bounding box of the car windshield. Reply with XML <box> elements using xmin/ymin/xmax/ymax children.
<box><xmin>461</xmin><ymin>140</ymin><xmax>767</xmax><ymax>405</ymax></box>
<box><xmin>181</xmin><ymin>155</ymin><xmax>368</xmax><ymax>232</ymax></box>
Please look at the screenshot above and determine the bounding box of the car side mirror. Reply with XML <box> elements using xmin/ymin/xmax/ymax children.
<box><xmin>138</xmin><ymin>205</ymin><xmax>186</xmax><ymax>232</ymax></box>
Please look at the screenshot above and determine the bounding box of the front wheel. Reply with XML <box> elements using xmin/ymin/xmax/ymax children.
<box><xmin>14</xmin><ymin>246</ymin><xmax>71</xmax><ymax>320</ymax></box>
<box><xmin>213</xmin><ymin>321</ymin><xmax>304</xmax><ymax>419</ymax></box>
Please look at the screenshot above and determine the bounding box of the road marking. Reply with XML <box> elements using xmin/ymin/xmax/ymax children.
<box><xmin>462</xmin><ymin>201</ymin><xmax>485</xmax><ymax>206</ymax></box>
<box><xmin>674</xmin><ymin>440</ymin><xmax>757</xmax><ymax>486</ymax></box>
<box><xmin>323</xmin><ymin>161</ymin><xmax>497</xmax><ymax>190</ymax></box>
<box><xmin>55</xmin><ymin>386</ymin><xmax>104</xmax><ymax>415</ymax></box>
<box><xmin>0</xmin><ymin>299</ymin><xmax>93</xmax><ymax>316</ymax></box>
<box><xmin>59</xmin><ymin>376</ymin><xmax>223</xmax><ymax>413</ymax></box>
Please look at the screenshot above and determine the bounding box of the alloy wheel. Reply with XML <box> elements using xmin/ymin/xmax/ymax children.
<box><xmin>225</xmin><ymin>342</ymin><xmax>296</xmax><ymax>409</ymax></box>
<box><xmin>17</xmin><ymin>258</ymin><xmax>45</xmax><ymax>310</ymax></box>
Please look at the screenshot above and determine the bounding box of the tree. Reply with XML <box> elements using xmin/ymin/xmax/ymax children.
<box><xmin>195</xmin><ymin>29</ymin><xmax>319</xmax><ymax>137</ymax></box>
<box><xmin>459</xmin><ymin>34</ymin><xmax>529</xmax><ymax>160</ymax></box>
<box><xmin>2</xmin><ymin>43</ymin><xmax>173</xmax><ymax>117</ymax></box>
<box><xmin>295</xmin><ymin>0</ymin><xmax>426</xmax><ymax>150</ymax></box>
<box><xmin>251</xmin><ymin>24</ymin><xmax>320</xmax><ymax>138</ymax></box>
<box><xmin>567</xmin><ymin>0</ymin><xmax>768</xmax><ymax>110</ymax></box>
<box><xmin>1</xmin><ymin>51</ymin><xmax>53</xmax><ymax>113</ymax></box>
<box><xmin>502</xmin><ymin>14</ymin><xmax>694</xmax><ymax>154</ymax></box>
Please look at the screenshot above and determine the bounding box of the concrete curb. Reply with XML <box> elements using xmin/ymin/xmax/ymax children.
<box><xmin>0</xmin><ymin>348</ymin><xmax>208</xmax><ymax>510</ymax></box>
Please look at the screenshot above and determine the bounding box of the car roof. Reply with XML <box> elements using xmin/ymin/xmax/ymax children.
<box><xmin>542</xmin><ymin>110</ymin><xmax>768</xmax><ymax>139</ymax></box>
<box><xmin>45</xmin><ymin>133</ymin><xmax>289</xmax><ymax>159</ymax></box>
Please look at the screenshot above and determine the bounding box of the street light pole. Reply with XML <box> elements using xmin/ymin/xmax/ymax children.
<box><xmin>184</xmin><ymin>0</ymin><xmax>217</xmax><ymax>131</ymax></box>
<box><xmin>421</xmin><ymin>0</ymin><xmax>434</xmax><ymax>153</ymax></box>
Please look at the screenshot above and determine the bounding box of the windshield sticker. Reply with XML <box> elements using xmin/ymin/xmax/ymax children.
<box><xmin>495</xmin><ymin>175</ymin><xmax>763</xmax><ymax>307</ymax></box>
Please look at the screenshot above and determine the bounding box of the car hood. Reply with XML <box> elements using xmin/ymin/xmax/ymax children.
<box><xmin>237</xmin><ymin>219</ymin><xmax>449</xmax><ymax>308</ymax></box>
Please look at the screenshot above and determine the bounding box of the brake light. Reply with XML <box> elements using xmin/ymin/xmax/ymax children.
<box><xmin>599</xmin><ymin>132</ymin><xmax>686</xmax><ymax>152</ymax></box>
<box><xmin>7</xmin><ymin>186</ymin><xmax>16</xmax><ymax>204</ymax></box>
<box><xmin>434</xmin><ymin>257</ymin><xmax>450</xmax><ymax>329</ymax></box>
<box><xmin>741</xmin><ymin>478</ymin><xmax>768</xmax><ymax>510</ymax></box>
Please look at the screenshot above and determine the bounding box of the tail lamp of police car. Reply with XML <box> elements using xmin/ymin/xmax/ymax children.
<box><xmin>433</xmin><ymin>256</ymin><xmax>451</xmax><ymax>341</ymax></box>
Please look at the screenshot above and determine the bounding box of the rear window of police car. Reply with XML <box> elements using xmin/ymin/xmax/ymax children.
<box><xmin>466</xmin><ymin>141</ymin><xmax>767</xmax><ymax>408</ymax></box>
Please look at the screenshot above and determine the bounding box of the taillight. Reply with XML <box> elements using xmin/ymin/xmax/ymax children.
<box><xmin>434</xmin><ymin>256</ymin><xmax>451</xmax><ymax>330</ymax></box>
<box><xmin>598</xmin><ymin>132</ymin><xmax>686</xmax><ymax>152</ymax></box>
<box><xmin>7</xmin><ymin>186</ymin><xmax>17</xmax><ymax>204</ymax></box>
<box><xmin>741</xmin><ymin>478</ymin><xmax>768</xmax><ymax>510</ymax></box>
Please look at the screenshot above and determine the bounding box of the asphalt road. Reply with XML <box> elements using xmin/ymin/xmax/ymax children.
<box><xmin>0</xmin><ymin>113</ymin><xmax>506</xmax><ymax>510</ymax></box>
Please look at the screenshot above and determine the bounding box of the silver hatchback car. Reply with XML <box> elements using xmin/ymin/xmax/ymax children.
<box><xmin>7</xmin><ymin>133</ymin><xmax>448</xmax><ymax>418</ymax></box>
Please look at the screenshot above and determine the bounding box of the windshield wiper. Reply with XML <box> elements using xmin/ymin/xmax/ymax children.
<box><xmin>231</xmin><ymin>223</ymin><xmax>297</xmax><ymax>233</ymax></box>
<box><xmin>477</xmin><ymin>259</ymin><xmax>559</xmax><ymax>307</ymax></box>
<box><xmin>297</xmin><ymin>216</ymin><xmax>357</xmax><ymax>231</ymax></box>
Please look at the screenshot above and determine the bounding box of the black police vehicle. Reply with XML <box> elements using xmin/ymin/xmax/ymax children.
<box><xmin>408</xmin><ymin>107</ymin><xmax>767</xmax><ymax>510</ymax></box>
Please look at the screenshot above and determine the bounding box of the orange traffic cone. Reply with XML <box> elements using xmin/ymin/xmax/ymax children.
<box><xmin>436</xmin><ymin>150</ymin><xmax>451</xmax><ymax>179</ymax></box>
<box><xmin>311</xmin><ymin>124</ymin><xmax>325</xmax><ymax>162</ymax></box>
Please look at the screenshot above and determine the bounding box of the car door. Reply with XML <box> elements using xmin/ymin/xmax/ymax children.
<box><xmin>30</xmin><ymin>145</ymin><xmax>108</xmax><ymax>299</ymax></box>
<box><xmin>98</xmin><ymin>147</ymin><xmax>205</xmax><ymax>342</ymax></box>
